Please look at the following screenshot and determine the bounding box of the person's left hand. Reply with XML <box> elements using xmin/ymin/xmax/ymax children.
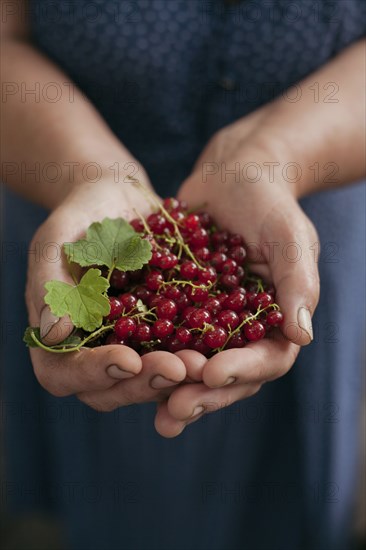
<box><xmin>154</xmin><ymin>115</ymin><xmax>320</xmax><ymax>437</ymax></box>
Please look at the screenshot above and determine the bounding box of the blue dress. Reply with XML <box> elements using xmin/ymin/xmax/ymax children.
<box><xmin>2</xmin><ymin>2</ymin><xmax>366</xmax><ymax>549</ymax></box>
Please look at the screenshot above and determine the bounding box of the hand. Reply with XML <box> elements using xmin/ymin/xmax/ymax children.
<box><xmin>154</xmin><ymin>117</ymin><xmax>320</xmax><ymax>437</ymax></box>
<box><xmin>26</xmin><ymin>177</ymin><xmax>187</xmax><ymax>411</ymax></box>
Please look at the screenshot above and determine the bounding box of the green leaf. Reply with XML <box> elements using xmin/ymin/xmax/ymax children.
<box><xmin>23</xmin><ymin>326</ymin><xmax>41</xmax><ymax>347</ymax></box>
<box><xmin>64</xmin><ymin>217</ymin><xmax>152</xmax><ymax>271</ymax></box>
<box><xmin>44</xmin><ymin>268</ymin><xmax>110</xmax><ymax>332</ymax></box>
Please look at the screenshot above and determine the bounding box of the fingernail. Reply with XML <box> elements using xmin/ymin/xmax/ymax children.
<box><xmin>107</xmin><ymin>365</ymin><xmax>135</xmax><ymax>380</ymax></box>
<box><xmin>150</xmin><ymin>375</ymin><xmax>178</xmax><ymax>390</ymax></box>
<box><xmin>40</xmin><ymin>307</ymin><xmax>60</xmax><ymax>339</ymax></box>
<box><xmin>223</xmin><ymin>376</ymin><xmax>236</xmax><ymax>386</ymax></box>
<box><xmin>191</xmin><ymin>405</ymin><xmax>205</xmax><ymax>418</ymax></box>
<box><xmin>297</xmin><ymin>307</ymin><xmax>313</xmax><ymax>341</ymax></box>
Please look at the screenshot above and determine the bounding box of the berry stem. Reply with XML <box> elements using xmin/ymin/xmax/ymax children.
<box><xmin>28</xmin><ymin>324</ymin><xmax>115</xmax><ymax>354</ymax></box>
<box><xmin>218</xmin><ymin>303</ymin><xmax>279</xmax><ymax>351</ymax></box>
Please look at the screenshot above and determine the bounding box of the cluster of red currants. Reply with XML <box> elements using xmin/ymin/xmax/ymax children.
<box><xmin>103</xmin><ymin>198</ymin><xmax>283</xmax><ymax>356</ymax></box>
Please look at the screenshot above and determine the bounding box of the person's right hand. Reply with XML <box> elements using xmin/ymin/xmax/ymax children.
<box><xmin>26</xmin><ymin>177</ymin><xmax>187</xmax><ymax>411</ymax></box>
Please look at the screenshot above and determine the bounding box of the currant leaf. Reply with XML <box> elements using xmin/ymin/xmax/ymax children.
<box><xmin>64</xmin><ymin>217</ymin><xmax>152</xmax><ymax>271</ymax></box>
<box><xmin>23</xmin><ymin>327</ymin><xmax>42</xmax><ymax>347</ymax></box>
<box><xmin>44</xmin><ymin>268</ymin><xmax>110</xmax><ymax>332</ymax></box>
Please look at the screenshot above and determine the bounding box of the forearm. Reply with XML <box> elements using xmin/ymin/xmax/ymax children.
<box><xmin>254</xmin><ymin>39</ymin><xmax>366</xmax><ymax>197</ymax></box>
<box><xmin>1</xmin><ymin>39</ymin><xmax>143</xmax><ymax>209</ymax></box>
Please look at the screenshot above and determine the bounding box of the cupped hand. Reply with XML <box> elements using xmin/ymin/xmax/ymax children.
<box><xmin>26</xmin><ymin>178</ymin><xmax>187</xmax><ymax>411</ymax></box>
<box><xmin>154</xmin><ymin>118</ymin><xmax>320</xmax><ymax>437</ymax></box>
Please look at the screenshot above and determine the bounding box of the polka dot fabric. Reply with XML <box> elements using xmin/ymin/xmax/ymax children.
<box><xmin>30</xmin><ymin>0</ymin><xmax>366</xmax><ymax>195</ymax></box>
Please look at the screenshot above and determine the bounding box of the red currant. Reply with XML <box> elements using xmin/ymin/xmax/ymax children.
<box><xmin>156</xmin><ymin>298</ymin><xmax>178</xmax><ymax>320</ymax></box>
<box><xmin>115</xmin><ymin>317</ymin><xmax>137</xmax><ymax>339</ymax></box>
<box><xmin>152</xmin><ymin>319</ymin><xmax>174</xmax><ymax>339</ymax></box>
<box><xmin>243</xmin><ymin>321</ymin><xmax>265</xmax><ymax>341</ymax></box>
<box><xmin>266</xmin><ymin>310</ymin><xmax>284</xmax><ymax>327</ymax></box>
<box><xmin>106</xmin><ymin>297</ymin><xmax>123</xmax><ymax>320</ymax></box>
<box><xmin>203</xmin><ymin>325</ymin><xmax>227</xmax><ymax>348</ymax></box>
<box><xmin>110</xmin><ymin>270</ymin><xmax>129</xmax><ymax>290</ymax></box>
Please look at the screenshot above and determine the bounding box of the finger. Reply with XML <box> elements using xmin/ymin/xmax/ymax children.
<box><xmin>27</xmin><ymin>227</ymin><xmax>79</xmax><ymax>344</ymax></box>
<box><xmin>154</xmin><ymin>401</ymin><xmax>186</xmax><ymax>438</ymax></box>
<box><xmin>30</xmin><ymin>344</ymin><xmax>142</xmax><ymax>397</ymax></box>
<box><xmin>174</xmin><ymin>349</ymin><xmax>206</xmax><ymax>382</ymax></box>
<box><xmin>166</xmin><ymin>381</ymin><xmax>261</xmax><ymax>422</ymax></box>
<box><xmin>77</xmin><ymin>351</ymin><xmax>186</xmax><ymax>412</ymax></box>
<box><xmin>260</xmin><ymin>200</ymin><xmax>320</xmax><ymax>346</ymax></box>
<box><xmin>202</xmin><ymin>331</ymin><xmax>300</xmax><ymax>388</ymax></box>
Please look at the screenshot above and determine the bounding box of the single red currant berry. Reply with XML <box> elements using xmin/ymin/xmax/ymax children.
<box><xmin>223</xmin><ymin>289</ymin><xmax>247</xmax><ymax>312</ymax></box>
<box><xmin>106</xmin><ymin>297</ymin><xmax>123</xmax><ymax>320</ymax></box>
<box><xmin>211</xmin><ymin>231</ymin><xmax>228</xmax><ymax>248</ymax></box>
<box><xmin>163</xmin><ymin>197</ymin><xmax>180</xmax><ymax>211</ymax></box>
<box><xmin>266</xmin><ymin>310</ymin><xmax>284</xmax><ymax>327</ymax></box>
<box><xmin>211</xmin><ymin>252</ymin><xmax>227</xmax><ymax>272</ymax></box>
<box><xmin>222</xmin><ymin>259</ymin><xmax>238</xmax><ymax>274</ymax></box>
<box><xmin>217</xmin><ymin>310</ymin><xmax>240</xmax><ymax>330</ymax></box>
<box><xmin>189</xmin><ymin>228</ymin><xmax>209</xmax><ymax>248</ymax></box>
<box><xmin>135</xmin><ymin>286</ymin><xmax>153</xmax><ymax>304</ymax></box>
<box><xmin>181</xmin><ymin>306</ymin><xmax>196</xmax><ymax>324</ymax></box>
<box><xmin>152</xmin><ymin>319</ymin><xmax>174</xmax><ymax>339</ymax></box>
<box><xmin>145</xmin><ymin>270</ymin><xmax>164</xmax><ymax>291</ymax></box>
<box><xmin>171</xmin><ymin>210</ymin><xmax>185</xmax><ymax>223</ymax></box>
<box><xmin>134</xmin><ymin>322</ymin><xmax>152</xmax><ymax>343</ymax></box>
<box><xmin>226</xmin><ymin>332</ymin><xmax>246</xmax><ymax>349</ymax></box>
<box><xmin>158</xmin><ymin>253</ymin><xmax>178</xmax><ymax>270</ymax></box>
<box><xmin>203</xmin><ymin>325</ymin><xmax>227</xmax><ymax>348</ymax></box>
<box><xmin>149</xmin><ymin>250</ymin><xmax>163</xmax><ymax>266</ymax></box>
<box><xmin>176</xmin><ymin>326</ymin><xmax>193</xmax><ymax>344</ymax></box>
<box><xmin>150</xmin><ymin>295</ymin><xmax>165</xmax><ymax>309</ymax></box>
<box><xmin>191</xmin><ymin>335</ymin><xmax>211</xmax><ymax>355</ymax></box>
<box><xmin>198</xmin><ymin>266</ymin><xmax>217</xmax><ymax>285</ymax></box>
<box><xmin>180</xmin><ymin>260</ymin><xmax>199</xmax><ymax>279</ymax></box>
<box><xmin>216</xmin><ymin>244</ymin><xmax>229</xmax><ymax>254</ymax></box>
<box><xmin>130</xmin><ymin>218</ymin><xmax>144</xmax><ymax>232</ymax></box>
<box><xmin>119</xmin><ymin>292</ymin><xmax>138</xmax><ymax>313</ymax></box>
<box><xmin>238</xmin><ymin>310</ymin><xmax>252</xmax><ymax>323</ymax></box>
<box><xmin>246</xmin><ymin>291</ymin><xmax>258</xmax><ymax>310</ymax></box>
<box><xmin>175</xmin><ymin>292</ymin><xmax>190</xmax><ymax>311</ymax></box>
<box><xmin>197</xmin><ymin>212</ymin><xmax>212</xmax><ymax>228</ymax></box>
<box><xmin>253</xmin><ymin>292</ymin><xmax>274</xmax><ymax>309</ymax></box>
<box><xmin>186</xmin><ymin>285</ymin><xmax>209</xmax><ymax>302</ymax></box>
<box><xmin>205</xmin><ymin>297</ymin><xmax>222</xmax><ymax>315</ymax></box>
<box><xmin>163</xmin><ymin>286</ymin><xmax>182</xmax><ymax>301</ymax></box>
<box><xmin>243</xmin><ymin>321</ymin><xmax>265</xmax><ymax>341</ymax></box>
<box><xmin>156</xmin><ymin>298</ymin><xmax>178</xmax><ymax>320</ymax></box>
<box><xmin>195</xmin><ymin>247</ymin><xmax>211</xmax><ymax>261</ymax></box>
<box><xmin>228</xmin><ymin>234</ymin><xmax>243</xmax><ymax>247</ymax></box>
<box><xmin>236</xmin><ymin>266</ymin><xmax>245</xmax><ymax>280</ymax></box>
<box><xmin>220</xmin><ymin>274</ymin><xmax>240</xmax><ymax>289</ymax></box>
<box><xmin>216</xmin><ymin>292</ymin><xmax>229</xmax><ymax>306</ymax></box>
<box><xmin>183</xmin><ymin>213</ymin><xmax>200</xmax><ymax>231</ymax></box>
<box><xmin>147</xmin><ymin>213</ymin><xmax>167</xmax><ymax>233</ymax></box>
<box><xmin>110</xmin><ymin>269</ymin><xmax>129</xmax><ymax>290</ymax></box>
<box><xmin>115</xmin><ymin>317</ymin><xmax>137</xmax><ymax>339</ymax></box>
<box><xmin>188</xmin><ymin>308</ymin><xmax>212</xmax><ymax>329</ymax></box>
<box><xmin>229</xmin><ymin>246</ymin><xmax>247</xmax><ymax>265</ymax></box>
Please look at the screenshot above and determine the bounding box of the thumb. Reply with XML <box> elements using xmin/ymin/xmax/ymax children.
<box><xmin>27</xmin><ymin>224</ymin><xmax>77</xmax><ymax>346</ymax></box>
<box><xmin>263</xmin><ymin>202</ymin><xmax>320</xmax><ymax>346</ymax></box>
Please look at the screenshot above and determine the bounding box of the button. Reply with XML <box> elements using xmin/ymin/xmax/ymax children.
<box><xmin>218</xmin><ymin>76</ymin><xmax>237</xmax><ymax>91</ymax></box>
